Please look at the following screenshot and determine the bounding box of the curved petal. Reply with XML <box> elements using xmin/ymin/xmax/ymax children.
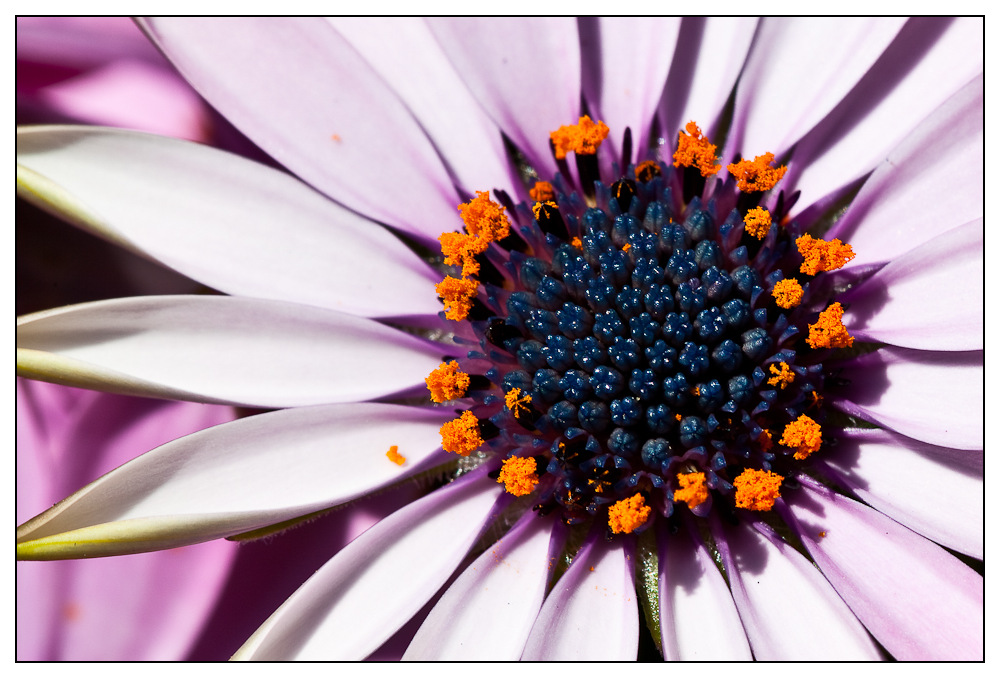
<box><xmin>16</xmin><ymin>126</ymin><xmax>441</xmax><ymax>320</ymax></box>
<box><xmin>521</xmin><ymin>535</ymin><xmax>638</xmax><ymax>660</ymax></box>
<box><xmin>328</xmin><ymin>17</ymin><xmax>518</xmax><ymax>199</ymax></box>
<box><xmin>233</xmin><ymin>471</ymin><xmax>503</xmax><ymax>660</ymax></box>
<box><xmin>788</xmin><ymin>18</ymin><xmax>983</xmax><ymax>213</ymax></box>
<box><xmin>659</xmin><ymin>17</ymin><xmax>758</xmax><ymax>143</ymax></box>
<box><xmin>713</xmin><ymin>517</ymin><xmax>880</xmax><ymax>660</ymax></box>
<box><xmin>427</xmin><ymin>18</ymin><xmax>580</xmax><ymax>181</ymax></box>
<box><xmin>825</xmin><ymin>74</ymin><xmax>983</xmax><ymax>267</ymax></box>
<box><xmin>782</xmin><ymin>482</ymin><xmax>983</xmax><ymax>660</ymax></box>
<box><xmin>830</xmin><ymin>347</ymin><xmax>982</xmax><ymax>450</ymax></box>
<box><xmin>658</xmin><ymin>521</ymin><xmax>751</xmax><ymax>660</ymax></box>
<box><xmin>579</xmin><ymin>17</ymin><xmax>680</xmax><ymax>170</ymax></box>
<box><xmin>402</xmin><ymin>512</ymin><xmax>559</xmax><ymax>660</ymax></box>
<box><xmin>731</xmin><ymin>17</ymin><xmax>906</xmax><ymax>159</ymax></box>
<box><xmin>17</xmin><ymin>402</ymin><xmax>453</xmax><ymax>559</ymax></box>
<box><xmin>841</xmin><ymin>219</ymin><xmax>982</xmax><ymax>350</ymax></box>
<box><xmin>139</xmin><ymin>17</ymin><xmax>461</xmax><ymax>243</ymax></box>
<box><xmin>17</xmin><ymin>295</ymin><xmax>445</xmax><ymax>408</ymax></box>
<box><xmin>821</xmin><ymin>428</ymin><xmax>982</xmax><ymax>559</ymax></box>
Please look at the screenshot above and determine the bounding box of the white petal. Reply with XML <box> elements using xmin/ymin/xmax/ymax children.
<box><xmin>17</xmin><ymin>295</ymin><xmax>444</xmax><ymax>408</ymax></box>
<box><xmin>234</xmin><ymin>471</ymin><xmax>503</xmax><ymax>660</ymax></box>
<box><xmin>17</xmin><ymin>403</ymin><xmax>452</xmax><ymax>559</ymax></box>
<box><xmin>521</xmin><ymin>535</ymin><xmax>638</xmax><ymax>660</ymax></box>
<box><xmin>16</xmin><ymin>126</ymin><xmax>441</xmax><ymax>320</ymax></box>
<box><xmin>402</xmin><ymin>512</ymin><xmax>559</xmax><ymax>660</ymax></box>
<box><xmin>715</xmin><ymin>518</ymin><xmax>880</xmax><ymax>659</ymax></box>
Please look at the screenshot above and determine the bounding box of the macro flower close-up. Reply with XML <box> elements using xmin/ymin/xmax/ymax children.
<box><xmin>16</xmin><ymin>17</ymin><xmax>983</xmax><ymax>661</ymax></box>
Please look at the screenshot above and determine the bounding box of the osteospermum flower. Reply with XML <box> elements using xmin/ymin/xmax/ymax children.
<box><xmin>16</xmin><ymin>18</ymin><xmax>983</xmax><ymax>660</ymax></box>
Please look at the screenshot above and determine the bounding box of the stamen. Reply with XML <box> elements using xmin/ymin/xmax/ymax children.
<box><xmin>505</xmin><ymin>387</ymin><xmax>532</xmax><ymax>416</ymax></box>
<box><xmin>570</xmin><ymin>237</ymin><xmax>583</xmax><ymax>249</ymax></box>
<box><xmin>549</xmin><ymin>115</ymin><xmax>610</xmax><ymax>159</ymax></box>
<box><xmin>727</xmin><ymin>152</ymin><xmax>787</xmax><ymax>192</ymax></box>
<box><xmin>767</xmin><ymin>362</ymin><xmax>795</xmax><ymax>389</ymax></box>
<box><xmin>672</xmin><ymin>121</ymin><xmax>721</xmax><ymax>177</ymax></box>
<box><xmin>385</xmin><ymin>445</ymin><xmax>406</xmax><ymax>466</ymax></box>
<box><xmin>426</xmin><ymin>360</ymin><xmax>470</xmax><ymax>403</ymax></box>
<box><xmin>771</xmin><ymin>278</ymin><xmax>804</xmax><ymax>309</ymax></box>
<box><xmin>436</xmin><ymin>276</ymin><xmax>479</xmax><ymax>321</ymax></box>
<box><xmin>634</xmin><ymin>160</ymin><xmax>662</xmax><ymax>183</ymax></box>
<box><xmin>807</xmin><ymin>302</ymin><xmax>854</xmax><ymax>349</ymax></box>
<box><xmin>608</xmin><ymin>493</ymin><xmax>652</xmax><ymax>534</ymax></box>
<box><xmin>673</xmin><ymin>472</ymin><xmax>708</xmax><ymax>509</ymax></box>
<box><xmin>458</xmin><ymin>191</ymin><xmax>511</xmax><ymax>242</ymax></box>
<box><xmin>529</xmin><ymin>181</ymin><xmax>555</xmax><ymax>202</ymax></box>
<box><xmin>780</xmin><ymin>414</ymin><xmax>822</xmax><ymax>460</ymax></box>
<box><xmin>758</xmin><ymin>429</ymin><xmax>774</xmax><ymax>453</ymax></box>
<box><xmin>743</xmin><ymin>206</ymin><xmax>772</xmax><ymax>239</ymax></box>
<box><xmin>440</xmin><ymin>410</ymin><xmax>483</xmax><ymax>456</ymax></box>
<box><xmin>796</xmin><ymin>234</ymin><xmax>856</xmax><ymax>275</ymax></box>
<box><xmin>733</xmin><ymin>468</ymin><xmax>784</xmax><ymax>511</ymax></box>
<box><xmin>439</xmin><ymin>231</ymin><xmax>488</xmax><ymax>277</ymax></box>
<box><xmin>532</xmin><ymin>200</ymin><xmax>559</xmax><ymax>220</ymax></box>
<box><xmin>497</xmin><ymin>456</ymin><xmax>539</xmax><ymax>496</ymax></box>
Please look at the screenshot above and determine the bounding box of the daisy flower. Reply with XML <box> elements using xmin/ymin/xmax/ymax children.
<box><xmin>16</xmin><ymin>17</ymin><xmax>983</xmax><ymax>660</ymax></box>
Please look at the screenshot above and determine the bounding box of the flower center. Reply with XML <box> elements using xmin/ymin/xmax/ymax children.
<box><xmin>427</xmin><ymin>118</ymin><xmax>856</xmax><ymax>537</ymax></box>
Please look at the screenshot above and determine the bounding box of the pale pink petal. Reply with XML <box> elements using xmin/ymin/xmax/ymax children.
<box><xmin>731</xmin><ymin>18</ymin><xmax>906</xmax><ymax>160</ymax></box>
<box><xmin>658</xmin><ymin>522</ymin><xmax>751</xmax><ymax>660</ymax></box>
<box><xmin>821</xmin><ymin>428</ymin><xmax>982</xmax><ymax>558</ymax></box>
<box><xmin>714</xmin><ymin>518</ymin><xmax>880</xmax><ymax>659</ymax></box>
<box><xmin>402</xmin><ymin>512</ymin><xmax>560</xmax><ymax>660</ymax></box>
<box><xmin>17</xmin><ymin>402</ymin><xmax>452</xmax><ymax>559</ymax></box>
<box><xmin>579</xmin><ymin>17</ymin><xmax>680</xmax><ymax>169</ymax></box>
<box><xmin>140</xmin><ymin>17</ymin><xmax>461</xmax><ymax>242</ymax></box>
<box><xmin>659</xmin><ymin>17</ymin><xmax>758</xmax><ymax>142</ymax></box>
<box><xmin>427</xmin><ymin>18</ymin><xmax>580</xmax><ymax>181</ymax></box>
<box><xmin>17</xmin><ymin>296</ymin><xmax>445</xmax><ymax>408</ymax></box>
<box><xmin>830</xmin><ymin>347</ymin><xmax>982</xmax><ymax>450</ymax></box>
<box><xmin>787</xmin><ymin>18</ymin><xmax>983</xmax><ymax>213</ymax></box>
<box><xmin>329</xmin><ymin>17</ymin><xmax>519</xmax><ymax>199</ymax></box>
<box><xmin>782</xmin><ymin>482</ymin><xmax>983</xmax><ymax>660</ymax></box>
<box><xmin>841</xmin><ymin>219</ymin><xmax>982</xmax><ymax>350</ymax></box>
<box><xmin>825</xmin><ymin>74</ymin><xmax>983</xmax><ymax>267</ymax></box>
<box><xmin>521</xmin><ymin>535</ymin><xmax>638</xmax><ymax>660</ymax></box>
<box><xmin>17</xmin><ymin>126</ymin><xmax>442</xmax><ymax>321</ymax></box>
<box><xmin>17</xmin><ymin>17</ymin><xmax>162</xmax><ymax>69</ymax></box>
<box><xmin>233</xmin><ymin>471</ymin><xmax>504</xmax><ymax>660</ymax></box>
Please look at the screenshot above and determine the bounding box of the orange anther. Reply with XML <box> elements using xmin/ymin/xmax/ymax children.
<box><xmin>727</xmin><ymin>152</ymin><xmax>787</xmax><ymax>192</ymax></box>
<box><xmin>385</xmin><ymin>445</ymin><xmax>406</xmax><ymax>466</ymax></box>
<box><xmin>635</xmin><ymin>160</ymin><xmax>662</xmax><ymax>183</ymax></box>
<box><xmin>673</xmin><ymin>121</ymin><xmax>721</xmax><ymax>177</ymax></box>
<box><xmin>674</xmin><ymin>472</ymin><xmax>708</xmax><ymax>509</ymax></box>
<box><xmin>758</xmin><ymin>429</ymin><xmax>774</xmax><ymax>453</ymax></box>
<box><xmin>458</xmin><ymin>191</ymin><xmax>510</xmax><ymax>242</ymax></box>
<box><xmin>440</xmin><ymin>410</ymin><xmax>483</xmax><ymax>456</ymax></box>
<box><xmin>550</xmin><ymin>115</ymin><xmax>610</xmax><ymax>160</ymax></box>
<box><xmin>608</xmin><ymin>493</ymin><xmax>652</xmax><ymax>534</ymax></box>
<box><xmin>497</xmin><ymin>456</ymin><xmax>539</xmax><ymax>496</ymax></box>
<box><xmin>529</xmin><ymin>181</ymin><xmax>555</xmax><ymax>203</ymax></box>
<box><xmin>733</xmin><ymin>468</ymin><xmax>784</xmax><ymax>511</ymax></box>
<box><xmin>532</xmin><ymin>200</ymin><xmax>559</xmax><ymax>221</ymax></box>
<box><xmin>743</xmin><ymin>206</ymin><xmax>772</xmax><ymax>239</ymax></box>
<box><xmin>772</xmin><ymin>278</ymin><xmax>804</xmax><ymax>309</ymax></box>
<box><xmin>767</xmin><ymin>362</ymin><xmax>795</xmax><ymax>390</ymax></box>
<box><xmin>439</xmin><ymin>231</ymin><xmax>488</xmax><ymax>277</ymax></box>
<box><xmin>504</xmin><ymin>387</ymin><xmax>532</xmax><ymax>416</ymax></box>
<box><xmin>780</xmin><ymin>414</ymin><xmax>822</xmax><ymax>460</ymax></box>
<box><xmin>570</xmin><ymin>237</ymin><xmax>583</xmax><ymax>249</ymax></box>
<box><xmin>435</xmin><ymin>275</ymin><xmax>479</xmax><ymax>321</ymax></box>
<box><xmin>426</xmin><ymin>361</ymin><xmax>470</xmax><ymax>403</ymax></box>
<box><xmin>796</xmin><ymin>234</ymin><xmax>856</xmax><ymax>276</ymax></box>
<box><xmin>807</xmin><ymin>302</ymin><xmax>854</xmax><ymax>349</ymax></box>
<box><xmin>622</xmin><ymin>243</ymin><xmax>631</xmax><ymax>252</ymax></box>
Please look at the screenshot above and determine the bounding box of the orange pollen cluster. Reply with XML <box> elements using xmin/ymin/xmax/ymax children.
<box><xmin>425</xmin><ymin>360</ymin><xmax>470</xmax><ymax>403</ymax></box>
<box><xmin>795</xmin><ymin>234</ymin><xmax>856</xmax><ymax>275</ymax></box>
<box><xmin>435</xmin><ymin>276</ymin><xmax>479</xmax><ymax>321</ymax></box>
<box><xmin>458</xmin><ymin>190</ymin><xmax>511</xmax><ymax>241</ymax></box>
<box><xmin>733</xmin><ymin>468</ymin><xmax>784</xmax><ymax>511</ymax></box>
<box><xmin>505</xmin><ymin>387</ymin><xmax>532</xmax><ymax>416</ymax></box>
<box><xmin>497</xmin><ymin>456</ymin><xmax>539</xmax><ymax>497</ymax></box>
<box><xmin>570</xmin><ymin>236</ymin><xmax>583</xmax><ymax>249</ymax></box>
<box><xmin>385</xmin><ymin>445</ymin><xmax>406</xmax><ymax>466</ymax></box>
<box><xmin>440</xmin><ymin>411</ymin><xmax>483</xmax><ymax>456</ymax></box>
<box><xmin>807</xmin><ymin>302</ymin><xmax>854</xmax><ymax>349</ymax></box>
<box><xmin>780</xmin><ymin>414</ymin><xmax>823</xmax><ymax>460</ymax></box>
<box><xmin>532</xmin><ymin>200</ymin><xmax>559</xmax><ymax>220</ymax></box>
<box><xmin>767</xmin><ymin>362</ymin><xmax>795</xmax><ymax>389</ymax></box>
<box><xmin>673</xmin><ymin>472</ymin><xmax>708</xmax><ymax>509</ymax></box>
<box><xmin>549</xmin><ymin>115</ymin><xmax>610</xmax><ymax>159</ymax></box>
<box><xmin>743</xmin><ymin>206</ymin><xmax>772</xmax><ymax>239</ymax></box>
<box><xmin>771</xmin><ymin>278</ymin><xmax>804</xmax><ymax>309</ymax></box>
<box><xmin>758</xmin><ymin>429</ymin><xmax>774</xmax><ymax>453</ymax></box>
<box><xmin>727</xmin><ymin>152</ymin><xmax>787</xmax><ymax>192</ymax></box>
<box><xmin>439</xmin><ymin>231</ymin><xmax>489</xmax><ymax>277</ymax></box>
<box><xmin>607</xmin><ymin>494</ymin><xmax>652</xmax><ymax>534</ymax></box>
<box><xmin>635</xmin><ymin>160</ymin><xmax>662</xmax><ymax>182</ymax></box>
<box><xmin>529</xmin><ymin>180</ymin><xmax>555</xmax><ymax>202</ymax></box>
<box><xmin>672</xmin><ymin>121</ymin><xmax>721</xmax><ymax>177</ymax></box>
